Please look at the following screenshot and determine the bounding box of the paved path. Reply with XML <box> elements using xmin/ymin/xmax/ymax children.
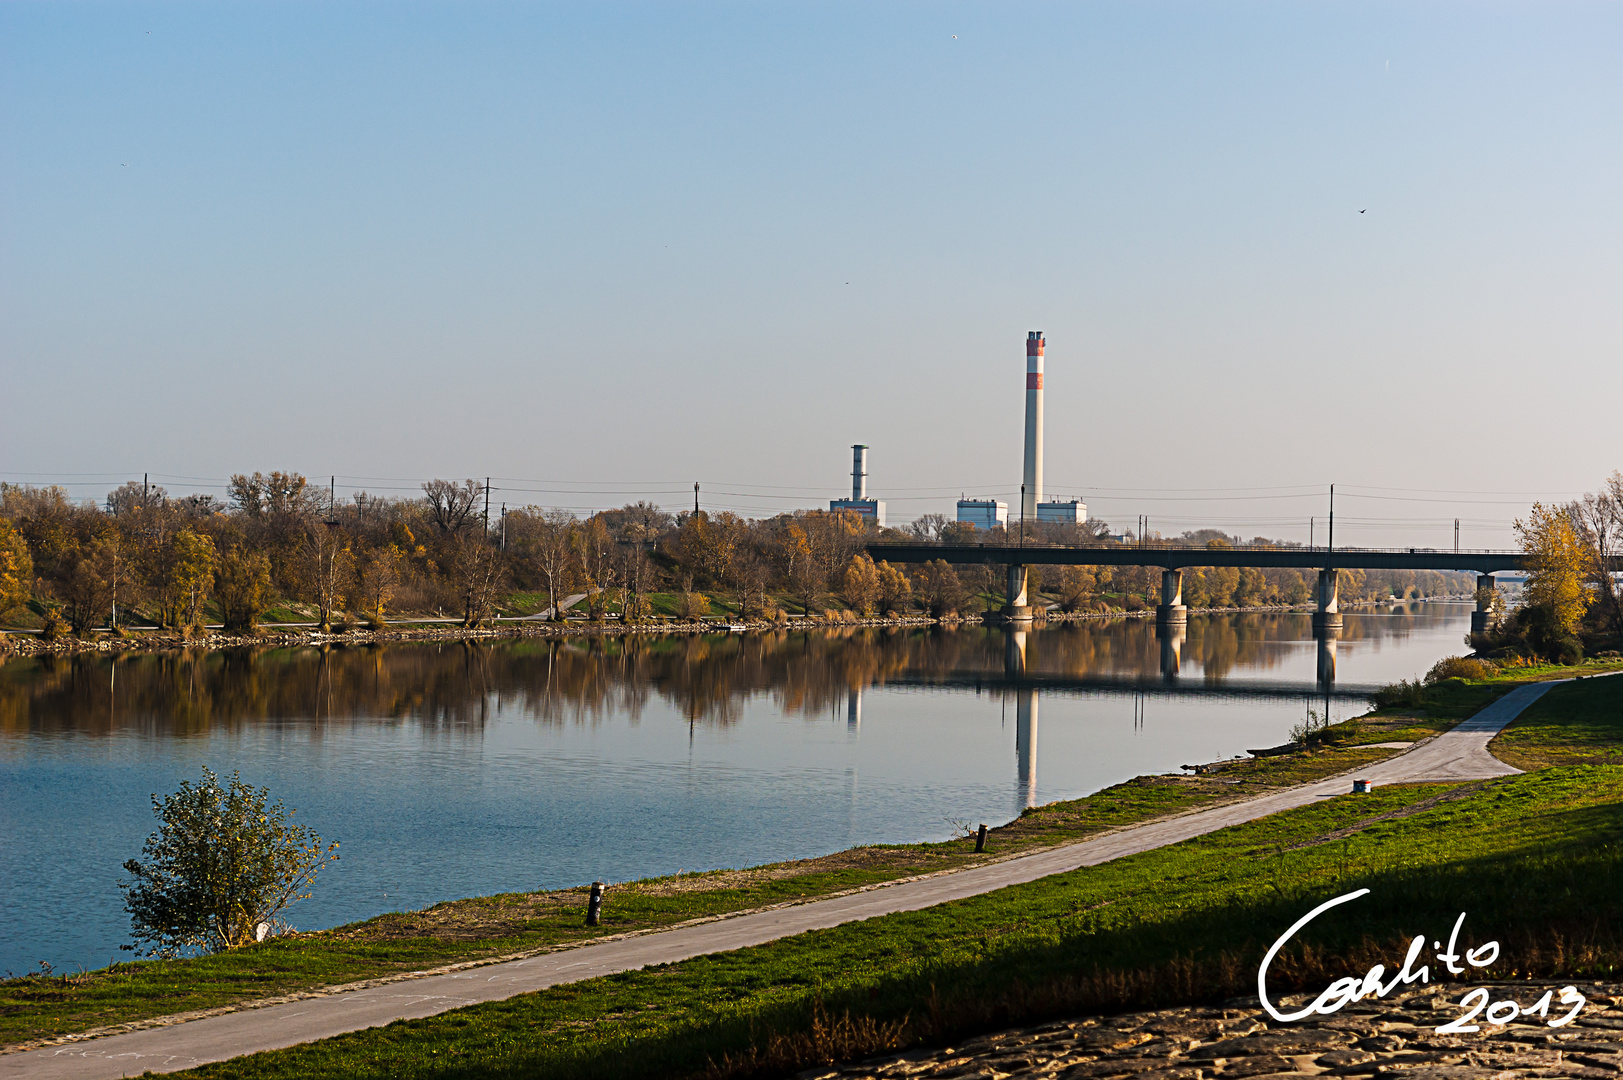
<box><xmin>5</xmin><ymin>681</ymin><xmax>1560</xmax><ymax>1079</ymax></box>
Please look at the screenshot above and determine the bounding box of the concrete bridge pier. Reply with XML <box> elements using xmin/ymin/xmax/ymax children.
<box><xmin>1002</xmin><ymin>564</ymin><xmax>1035</xmax><ymax>621</ymax></box>
<box><xmin>1316</xmin><ymin>632</ymin><xmax>1338</xmax><ymax>687</ymax></box>
<box><xmin>1311</xmin><ymin>569</ymin><xmax>1343</xmax><ymax>634</ymax></box>
<box><xmin>1156</xmin><ymin>569</ymin><xmax>1187</xmax><ymax>625</ymax></box>
<box><xmin>1471</xmin><ymin>574</ymin><xmax>1495</xmax><ymax>634</ymax></box>
<box><xmin>1158</xmin><ymin>621</ymin><xmax>1185</xmax><ymax>680</ymax></box>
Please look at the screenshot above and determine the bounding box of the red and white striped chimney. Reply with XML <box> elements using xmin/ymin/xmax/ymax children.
<box><xmin>1022</xmin><ymin>331</ymin><xmax>1044</xmax><ymax>521</ymax></box>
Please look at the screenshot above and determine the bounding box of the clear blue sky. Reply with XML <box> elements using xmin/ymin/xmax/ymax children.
<box><xmin>3</xmin><ymin>2</ymin><xmax>1619</xmax><ymax>546</ymax></box>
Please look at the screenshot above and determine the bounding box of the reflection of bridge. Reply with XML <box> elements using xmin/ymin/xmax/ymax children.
<box><xmin>867</xmin><ymin>543</ymin><xmax>1622</xmax><ymax>633</ymax></box>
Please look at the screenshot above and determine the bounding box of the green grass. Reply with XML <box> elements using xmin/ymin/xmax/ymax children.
<box><xmin>0</xmin><ymin>720</ymin><xmax>1414</xmax><ymax>1048</ymax></box>
<box><xmin>13</xmin><ymin>671</ymin><xmax>1623</xmax><ymax>1076</ymax></box>
<box><xmin>1491</xmin><ymin>670</ymin><xmax>1623</xmax><ymax>770</ymax></box>
<box><xmin>165</xmin><ymin>761</ymin><xmax>1623</xmax><ymax>1080</ymax></box>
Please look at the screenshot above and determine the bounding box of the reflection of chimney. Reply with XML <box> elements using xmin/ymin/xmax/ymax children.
<box><xmin>1022</xmin><ymin>333</ymin><xmax>1044</xmax><ymax>520</ymax></box>
<box><xmin>851</xmin><ymin>444</ymin><xmax>868</xmax><ymax>501</ymax></box>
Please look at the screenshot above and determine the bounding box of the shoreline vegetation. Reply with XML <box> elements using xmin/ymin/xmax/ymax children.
<box><xmin>0</xmin><ymin>472</ymin><xmax>1480</xmax><ymax>655</ymax></box>
<box><xmin>0</xmin><ymin>596</ymin><xmax>1472</xmax><ymax>658</ymax></box>
<box><xmin>6</xmin><ymin>660</ymin><xmax>1620</xmax><ymax>1065</ymax></box>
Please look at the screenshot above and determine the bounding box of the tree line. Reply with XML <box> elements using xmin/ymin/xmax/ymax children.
<box><xmin>0</xmin><ymin>472</ymin><xmax>1481</xmax><ymax>637</ymax></box>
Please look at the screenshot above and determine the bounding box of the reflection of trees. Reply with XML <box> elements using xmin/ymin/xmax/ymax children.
<box><xmin>0</xmin><ymin>608</ymin><xmax>1468</xmax><ymax>735</ymax></box>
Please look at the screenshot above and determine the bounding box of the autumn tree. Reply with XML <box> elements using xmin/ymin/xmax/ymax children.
<box><xmin>1057</xmin><ymin>565</ymin><xmax>1097</xmax><ymax>612</ymax></box>
<box><xmin>1570</xmin><ymin>472</ymin><xmax>1623</xmax><ymax>634</ymax></box>
<box><xmin>355</xmin><ymin>544</ymin><xmax>404</xmax><ymax>626</ymax></box>
<box><xmin>876</xmin><ymin>560</ymin><xmax>912</xmax><ymax>614</ymax></box>
<box><xmin>915</xmin><ymin>559</ymin><xmax>965</xmax><ymax>617</ymax></box>
<box><xmin>1517</xmin><ymin>502</ymin><xmax>1591</xmax><ymax>637</ymax></box>
<box><xmin>215</xmin><ymin>549</ymin><xmax>273</xmax><ymax>632</ymax></box>
<box><xmin>302</xmin><ymin>522</ymin><xmax>355</xmax><ymax>631</ymax></box>
<box><xmin>453</xmin><ymin>532</ymin><xmax>506</xmax><ymax>627</ymax></box>
<box><xmin>840</xmin><ymin>553</ymin><xmax>882</xmax><ymax>615</ymax></box>
<box><xmin>0</xmin><ymin>518</ymin><xmax>32</xmax><ymax>618</ymax></box>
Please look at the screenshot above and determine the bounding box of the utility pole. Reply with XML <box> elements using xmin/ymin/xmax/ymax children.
<box><xmin>1328</xmin><ymin>484</ymin><xmax>1335</xmax><ymax>554</ymax></box>
<box><xmin>501</xmin><ymin>504</ymin><xmax>507</xmax><ymax>551</ymax></box>
<box><xmin>1455</xmin><ymin>518</ymin><xmax>1460</xmax><ymax>554</ymax></box>
<box><xmin>484</xmin><ymin>478</ymin><xmax>491</xmax><ymax>534</ymax></box>
<box><xmin>1020</xmin><ymin>483</ymin><xmax>1026</xmax><ymax>547</ymax></box>
<box><xmin>1310</xmin><ymin>517</ymin><xmax>1315</xmax><ymax>550</ymax></box>
<box><xmin>694</xmin><ymin>482</ymin><xmax>700</xmax><ymax>516</ymax></box>
<box><xmin>143</xmin><ymin>473</ymin><xmax>149</xmax><ymax>509</ymax></box>
<box><xmin>331</xmin><ymin>475</ymin><xmax>336</xmax><ymax>516</ymax></box>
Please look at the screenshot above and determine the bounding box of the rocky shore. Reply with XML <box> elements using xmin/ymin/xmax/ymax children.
<box><xmin>798</xmin><ymin>983</ymin><xmax>1623</xmax><ymax>1080</ymax></box>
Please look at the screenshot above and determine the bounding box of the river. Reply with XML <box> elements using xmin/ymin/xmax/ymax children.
<box><xmin>0</xmin><ymin>604</ymin><xmax>1470</xmax><ymax>974</ymax></box>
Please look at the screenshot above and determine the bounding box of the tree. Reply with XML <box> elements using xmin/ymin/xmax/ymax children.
<box><xmin>840</xmin><ymin>554</ymin><xmax>882</xmax><ymax>615</ymax></box>
<box><xmin>1570</xmin><ymin>472</ymin><xmax>1623</xmax><ymax>634</ymax></box>
<box><xmin>355</xmin><ymin>544</ymin><xmax>404</xmax><ymax>626</ymax></box>
<box><xmin>1057</xmin><ymin>565</ymin><xmax>1096</xmax><ymax>612</ymax></box>
<box><xmin>120</xmin><ymin>767</ymin><xmax>338</xmax><ymax>958</ymax></box>
<box><xmin>172</xmin><ymin>529</ymin><xmax>217</xmax><ymax>629</ymax></box>
<box><xmin>0</xmin><ymin>518</ymin><xmax>32</xmax><ymax>617</ymax></box>
<box><xmin>302</xmin><ymin>522</ymin><xmax>354</xmax><ymax>631</ymax></box>
<box><xmin>422</xmin><ymin>479</ymin><xmax>484</xmax><ymax>536</ymax></box>
<box><xmin>1517</xmin><ymin>502</ymin><xmax>1591</xmax><ymax>637</ymax></box>
<box><xmin>516</xmin><ymin>509</ymin><xmax>578</xmax><ymax>621</ymax></box>
<box><xmin>876</xmin><ymin>560</ymin><xmax>912</xmax><ymax>614</ymax></box>
<box><xmin>453</xmin><ymin>532</ymin><xmax>506</xmax><ymax>626</ymax></box>
<box><xmin>907</xmin><ymin>513</ymin><xmax>948</xmax><ymax>541</ymax></box>
<box><xmin>915</xmin><ymin>559</ymin><xmax>965</xmax><ymax>617</ymax></box>
<box><xmin>215</xmin><ymin>549</ymin><xmax>273</xmax><ymax>632</ymax></box>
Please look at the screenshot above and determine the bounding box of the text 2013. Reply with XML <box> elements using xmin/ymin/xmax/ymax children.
<box><xmin>1258</xmin><ymin>888</ymin><xmax>1586</xmax><ymax>1033</ymax></box>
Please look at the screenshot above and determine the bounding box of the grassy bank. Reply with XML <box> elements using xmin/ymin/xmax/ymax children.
<box><xmin>169</xmin><ymin>754</ymin><xmax>1623</xmax><ymax>1079</ymax></box>
<box><xmin>0</xmin><ymin>697</ymin><xmax>1466</xmax><ymax>1048</ymax></box>
<box><xmin>5</xmin><ymin>664</ymin><xmax>1617</xmax><ymax>1074</ymax></box>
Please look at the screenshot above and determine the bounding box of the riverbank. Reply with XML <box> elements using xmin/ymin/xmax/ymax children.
<box><xmin>5</xmin><ymin>662</ymin><xmax>1615</xmax><ymax>1067</ymax></box>
<box><xmin>0</xmin><ymin>597</ymin><xmax>1464</xmax><ymax>657</ymax></box>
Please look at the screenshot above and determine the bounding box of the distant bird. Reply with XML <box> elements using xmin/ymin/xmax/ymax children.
<box><xmin>1359</xmin><ymin>209</ymin><xmax>1366</xmax><ymax>213</ymax></box>
<box><xmin>952</xmin><ymin>35</ymin><xmax>958</xmax><ymax>38</ymax></box>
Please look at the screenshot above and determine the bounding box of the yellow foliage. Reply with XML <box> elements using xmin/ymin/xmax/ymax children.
<box><xmin>1516</xmin><ymin>502</ymin><xmax>1591</xmax><ymax>634</ymax></box>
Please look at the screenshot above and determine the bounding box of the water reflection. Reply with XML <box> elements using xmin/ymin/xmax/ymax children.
<box><xmin>0</xmin><ymin>608</ymin><xmax>1451</xmax><ymax>739</ymax></box>
<box><xmin>0</xmin><ymin>606</ymin><xmax>1473</xmax><ymax>974</ymax></box>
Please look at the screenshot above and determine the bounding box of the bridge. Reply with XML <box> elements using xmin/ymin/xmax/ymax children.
<box><xmin>864</xmin><ymin>542</ymin><xmax>1621</xmax><ymax>633</ymax></box>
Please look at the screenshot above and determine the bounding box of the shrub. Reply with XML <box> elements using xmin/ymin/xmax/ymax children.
<box><xmin>1370</xmin><ymin>678</ymin><xmax>1430</xmax><ymax>710</ymax></box>
<box><xmin>1425</xmin><ymin>656</ymin><xmax>1494</xmax><ymax>683</ymax></box>
<box><xmin>120</xmin><ymin>767</ymin><xmax>338</xmax><ymax>958</ymax></box>
<box><xmin>39</xmin><ymin>609</ymin><xmax>68</xmax><ymax>641</ymax></box>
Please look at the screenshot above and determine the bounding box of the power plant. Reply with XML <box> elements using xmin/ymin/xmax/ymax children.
<box><xmin>1022</xmin><ymin>330</ymin><xmax>1044</xmax><ymax>520</ymax></box>
<box><xmin>954</xmin><ymin>332</ymin><xmax>1085</xmax><ymax>533</ymax></box>
<box><xmin>830</xmin><ymin>444</ymin><xmax>885</xmax><ymax>526</ymax></box>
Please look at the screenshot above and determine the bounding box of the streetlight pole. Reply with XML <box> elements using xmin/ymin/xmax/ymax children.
<box><xmin>1328</xmin><ymin>484</ymin><xmax>1335</xmax><ymax>554</ymax></box>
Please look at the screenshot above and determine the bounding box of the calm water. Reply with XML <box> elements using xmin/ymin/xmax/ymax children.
<box><xmin>0</xmin><ymin>605</ymin><xmax>1470</xmax><ymax>974</ymax></box>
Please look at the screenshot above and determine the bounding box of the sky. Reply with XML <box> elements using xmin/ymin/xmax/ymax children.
<box><xmin>3</xmin><ymin>1</ymin><xmax>1620</xmax><ymax>547</ymax></box>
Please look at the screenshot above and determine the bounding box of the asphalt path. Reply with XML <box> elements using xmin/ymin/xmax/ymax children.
<box><xmin>5</xmin><ymin>681</ymin><xmax>1559</xmax><ymax>1079</ymax></box>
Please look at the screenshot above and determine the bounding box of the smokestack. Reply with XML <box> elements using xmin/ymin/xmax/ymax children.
<box><xmin>1022</xmin><ymin>332</ymin><xmax>1044</xmax><ymax>520</ymax></box>
<box><xmin>851</xmin><ymin>444</ymin><xmax>868</xmax><ymax>501</ymax></box>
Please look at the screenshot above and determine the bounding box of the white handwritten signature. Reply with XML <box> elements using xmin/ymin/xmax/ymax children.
<box><xmin>1257</xmin><ymin>888</ymin><xmax>1586</xmax><ymax>1033</ymax></box>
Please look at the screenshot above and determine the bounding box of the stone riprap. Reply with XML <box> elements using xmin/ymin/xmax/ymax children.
<box><xmin>798</xmin><ymin>984</ymin><xmax>1623</xmax><ymax>1080</ymax></box>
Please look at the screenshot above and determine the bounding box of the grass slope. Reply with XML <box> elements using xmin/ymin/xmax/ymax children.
<box><xmin>169</xmin><ymin>762</ymin><xmax>1623</xmax><ymax>1080</ymax></box>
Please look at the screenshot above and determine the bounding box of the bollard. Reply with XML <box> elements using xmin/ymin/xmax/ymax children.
<box><xmin>1352</xmin><ymin>779</ymin><xmax>1372</xmax><ymax>794</ymax></box>
<box><xmin>975</xmin><ymin>823</ymin><xmax>988</xmax><ymax>853</ymax></box>
<box><xmin>586</xmin><ymin>881</ymin><xmax>605</xmax><ymax>926</ymax></box>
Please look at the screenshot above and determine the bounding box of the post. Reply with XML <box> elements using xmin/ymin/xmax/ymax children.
<box><xmin>694</xmin><ymin>482</ymin><xmax>700</xmax><ymax>515</ymax></box>
<box><xmin>1471</xmin><ymin>574</ymin><xmax>1495</xmax><ymax>634</ymax></box>
<box><xmin>975</xmin><ymin>823</ymin><xmax>988</xmax><ymax>853</ymax></box>
<box><xmin>1328</xmin><ymin>484</ymin><xmax>1335</xmax><ymax>554</ymax></box>
<box><xmin>484</xmin><ymin>478</ymin><xmax>491</xmax><ymax>534</ymax></box>
<box><xmin>586</xmin><ymin>881</ymin><xmax>605</xmax><ymax>926</ymax></box>
<box><xmin>1312</xmin><ymin>568</ymin><xmax>1342</xmax><ymax>633</ymax></box>
<box><xmin>1156</xmin><ymin>568</ymin><xmax>1186</xmax><ymax>625</ymax></box>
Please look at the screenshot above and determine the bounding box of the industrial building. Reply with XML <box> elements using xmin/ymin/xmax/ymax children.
<box><xmin>830</xmin><ymin>444</ymin><xmax>885</xmax><ymax>526</ymax></box>
<box><xmin>1036</xmin><ymin>498</ymin><xmax>1087</xmax><ymax>524</ymax></box>
<box><xmin>956</xmin><ymin>498</ymin><xmax>1008</xmax><ymax>531</ymax></box>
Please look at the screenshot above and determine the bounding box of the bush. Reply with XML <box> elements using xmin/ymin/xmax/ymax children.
<box><xmin>1370</xmin><ymin>678</ymin><xmax>1430</xmax><ymax>710</ymax></box>
<box><xmin>120</xmin><ymin>767</ymin><xmax>338</xmax><ymax>958</ymax></box>
<box><xmin>1425</xmin><ymin>656</ymin><xmax>1495</xmax><ymax>683</ymax></box>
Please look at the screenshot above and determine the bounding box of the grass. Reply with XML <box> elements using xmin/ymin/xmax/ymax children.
<box><xmin>161</xmin><ymin>760</ymin><xmax>1623</xmax><ymax>1080</ymax></box>
<box><xmin>10</xmin><ymin>667</ymin><xmax>1623</xmax><ymax>1077</ymax></box>
<box><xmin>0</xmin><ymin>712</ymin><xmax>1424</xmax><ymax>1048</ymax></box>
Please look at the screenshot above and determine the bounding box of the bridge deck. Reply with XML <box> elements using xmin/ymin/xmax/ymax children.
<box><xmin>865</xmin><ymin>543</ymin><xmax>1545</xmax><ymax>573</ymax></box>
